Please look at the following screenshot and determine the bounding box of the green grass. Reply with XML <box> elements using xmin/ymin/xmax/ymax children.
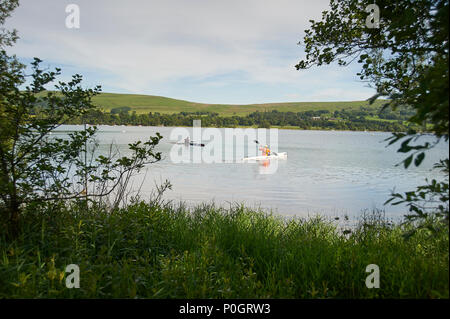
<box><xmin>92</xmin><ymin>92</ymin><xmax>387</xmax><ymax>117</ymax></box>
<box><xmin>0</xmin><ymin>200</ymin><xmax>447</xmax><ymax>298</ymax></box>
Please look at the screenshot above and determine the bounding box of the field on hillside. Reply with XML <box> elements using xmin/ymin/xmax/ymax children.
<box><xmin>92</xmin><ymin>93</ymin><xmax>387</xmax><ymax>116</ymax></box>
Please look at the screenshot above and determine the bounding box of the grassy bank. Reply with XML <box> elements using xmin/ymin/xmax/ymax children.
<box><xmin>0</xmin><ymin>201</ymin><xmax>448</xmax><ymax>298</ymax></box>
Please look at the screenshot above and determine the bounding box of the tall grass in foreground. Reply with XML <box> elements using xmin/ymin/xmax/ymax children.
<box><xmin>0</xmin><ymin>201</ymin><xmax>448</xmax><ymax>298</ymax></box>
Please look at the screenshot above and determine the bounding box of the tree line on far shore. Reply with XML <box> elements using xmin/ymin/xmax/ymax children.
<box><xmin>58</xmin><ymin>105</ymin><xmax>418</xmax><ymax>132</ymax></box>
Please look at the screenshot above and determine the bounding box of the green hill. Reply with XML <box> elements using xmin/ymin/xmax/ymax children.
<box><xmin>92</xmin><ymin>92</ymin><xmax>386</xmax><ymax>116</ymax></box>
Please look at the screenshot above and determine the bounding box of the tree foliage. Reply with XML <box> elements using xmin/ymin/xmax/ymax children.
<box><xmin>0</xmin><ymin>52</ymin><xmax>164</xmax><ymax>237</ymax></box>
<box><xmin>0</xmin><ymin>2</ymin><xmax>162</xmax><ymax>238</ymax></box>
<box><xmin>63</xmin><ymin>107</ymin><xmax>415</xmax><ymax>132</ymax></box>
<box><xmin>297</xmin><ymin>0</ymin><xmax>448</xmax><ymax>147</ymax></box>
<box><xmin>296</xmin><ymin>0</ymin><xmax>449</xmax><ymax>229</ymax></box>
<box><xmin>0</xmin><ymin>0</ymin><xmax>18</xmax><ymax>48</ymax></box>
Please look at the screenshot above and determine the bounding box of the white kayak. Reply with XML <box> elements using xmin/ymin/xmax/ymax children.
<box><xmin>242</xmin><ymin>152</ymin><xmax>287</xmax><ymax>161</ymax></box>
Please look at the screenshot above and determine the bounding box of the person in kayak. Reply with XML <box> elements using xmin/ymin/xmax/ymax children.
<box><xmin>259</xmin><ymin>144</ymin><xmax>271</xmax><ymax>156</ymax></box>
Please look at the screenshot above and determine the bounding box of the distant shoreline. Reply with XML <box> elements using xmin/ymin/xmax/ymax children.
<box><xmin>66</xmin><ymin>123</ymin><xmax>410</xmax><ymax>135</ymax></box>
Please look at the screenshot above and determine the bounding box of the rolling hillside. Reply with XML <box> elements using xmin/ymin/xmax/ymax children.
<box><xmin>92</xmin><ymin>92</ymin><xmax>387</xmax><ymax>116</ymax></box>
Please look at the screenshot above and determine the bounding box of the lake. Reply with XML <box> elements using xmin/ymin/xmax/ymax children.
<box><xmin>53</xmin><ymin>125</ymin><xmax>449</xmax><ymax>221</ymax></box>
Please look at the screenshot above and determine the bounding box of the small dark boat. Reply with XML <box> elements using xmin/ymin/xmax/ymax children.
<box><xmin>189</xmin><ymin>142</ymin><xmax>205</xmax><ymax>147</ymax></box>
<box><xmin>172</xmin><ymin>140</ymin><xmax>205</xmax><ymax>147</ymax></box>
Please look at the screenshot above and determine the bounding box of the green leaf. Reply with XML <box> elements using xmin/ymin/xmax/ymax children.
<box><xmin>403</xmin><ymin>155</ymin><xmax>413</xmax><ymax>169</ymax></box>
<box><xmin>414</xmin><ymin>152</ymin><xmax>425</xmax><ymax>167</ymax></box>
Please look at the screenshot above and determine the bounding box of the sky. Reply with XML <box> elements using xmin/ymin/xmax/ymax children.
<box><xmin>5</xmin><ymin>0</ymin><xmax>376</xmax><ymax>104</ymax></box>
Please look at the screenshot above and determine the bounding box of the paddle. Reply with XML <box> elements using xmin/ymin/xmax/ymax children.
<box><xmin>253</xmin><ymin>140</ymin><xmax>278</xmax><ymax>156</ymax></box>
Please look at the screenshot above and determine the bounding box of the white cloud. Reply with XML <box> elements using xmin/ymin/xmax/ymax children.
<box><xmin>5</xmin><ymin>0</ymin><xmax>372</xmax><ymax>102</ymax></box>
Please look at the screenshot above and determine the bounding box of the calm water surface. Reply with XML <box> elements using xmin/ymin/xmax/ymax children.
<box><xmin>54</xmin><ymin>125</ymin><xmax>449</xmax><ymax>220</ymax></box>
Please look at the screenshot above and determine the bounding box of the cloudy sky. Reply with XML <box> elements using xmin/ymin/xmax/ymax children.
<box><xmin>5</xmin><ymin>0</ymin><xmax>375</xmax><ymax>104</ymax></box>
